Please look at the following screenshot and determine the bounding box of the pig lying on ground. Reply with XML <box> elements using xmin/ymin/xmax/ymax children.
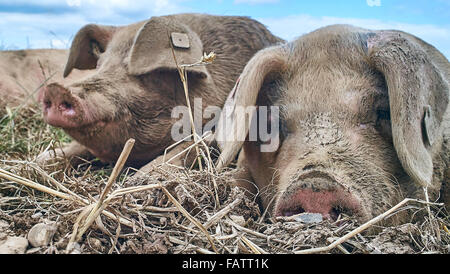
<box><xmin>216</xmin><ymin>25</ymin><xmax>449</xmax><ymax>224</ymax></box>
<box><xmin>0</xmin><ymin>49</ymin><xmax>88</xmax><ymax>108</ymax></box>
<box><xmin>38</xmin><ymin>13</ymin><xmax>283</xmax><ymax>170</ymax></box>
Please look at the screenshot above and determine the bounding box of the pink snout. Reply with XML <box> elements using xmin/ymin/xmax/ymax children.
<box><xmin>275</xmin><ymin>174</ymin><xmax>363</xmax><ymax>221</ymax></box>
<box><xmin>41</xmin><ymin>83</ymin><xmax>82</xmax><ymax>128</ymax></box>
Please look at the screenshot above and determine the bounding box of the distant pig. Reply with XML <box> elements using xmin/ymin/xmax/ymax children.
<box><xmin>0</xmin><ymin>49</ymin><xmax>88</xmax><ymax>108</ymax></box>
<box><xmin>38</xmin><ymin>14</ymin><xmax>283</xmax><ymax>169</ymax></box>
<box><xmin>216</xmin><ymin>25</ymin><xmax>449</xmax><ymax>224</ymax></box>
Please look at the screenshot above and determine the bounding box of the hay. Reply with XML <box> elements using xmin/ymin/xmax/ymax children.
<box><xmin>0</xmin><ymin>57</ymin><xmax>449</xmax><ymax>254</ymax></box>
<box><xmin>0</xmin><ymin>106</ymin><xmax>449</xmax><ymax>254</ymax></box>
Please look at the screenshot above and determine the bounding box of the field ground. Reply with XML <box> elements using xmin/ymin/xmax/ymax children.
<box><xmin>0</xmin><ymin>101</ymin><xmax>449</xmax><ymax>254</ymax></box>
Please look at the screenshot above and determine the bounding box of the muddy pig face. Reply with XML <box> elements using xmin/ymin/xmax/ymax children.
<box><xmin>216</xmin><ymin>25</ymin><xmax>449</xmax><ymax>223</ymax></box>
<box><xmin>40</xmin><ymin>18</ymin><xmax>214</xmax><ymax>165</ymax></box>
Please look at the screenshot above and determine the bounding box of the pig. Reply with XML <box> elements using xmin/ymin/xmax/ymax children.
<box><xmin>216</xmin><ymin>24</ymin><xmax>449</xmax><ymax>224</ymax></box>
<box><xmin>38</xmin><ymin>13</ymin><xmax>283</xmax><ymax>170</ymax></box>
<box><xmin>0</xmin><ymin>49</ymin><xmax>89</xmax><ymax>108</ymax></box>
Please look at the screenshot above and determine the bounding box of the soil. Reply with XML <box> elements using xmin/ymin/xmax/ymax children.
<box><xmin>1</xmin><ymin>165</ymin><xmax>449</xmax><ymax>254</ymax></box>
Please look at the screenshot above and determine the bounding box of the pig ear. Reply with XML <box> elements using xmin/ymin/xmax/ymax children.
<box><xmin>215</xmin><ymin>45</ymin><xmax>288</xmax><ymax>169</ymax></box>
<box><xmin>128</xmin><ymin>17</ymin><xmax>208</xmax><ymax>78</ymax></box>
<box><xmin>64</xmin><ymin>24</ymin><xmax>117</xmax><ymax>77</ymax></box>
<box><xmin>368</xmin><ymin>31</ymin><xmax>449</xmax><ymax>188</ymax></box>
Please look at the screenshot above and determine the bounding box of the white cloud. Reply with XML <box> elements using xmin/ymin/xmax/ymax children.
<box><xmin>66</xmin><ymin>0</ymin><xmax>81</xmax><ymax>7</ymax></box>
<box><xmin>234</xmin><ymin>0</ymin><xmax>279</xmax><ymax>4</ymax></box>
<box><xmin>1</xmin><ymin>0</ymin><xmax>185</xmax><ymax>18</ymax></box>
<box><xmin>68</xmin><ymin>0</ymin><xmax>184</xmax><ymax>19</ymax></box>
<box><xmin>0</xmin><ymin>0</ymin><xmax>187</xmax><ymax>49</ymax></box>
<box><xmin>0</xmin><ymin>0</ymin><xmax>60</xmax><ymax>4</ymax></box>
<box><xmin>0</xmin><ymin>12</ymin><xmax>89</xmax><ymax>49</ymax></box>
<box><xmin>367</xmin><ymin>0</ymin><xmax>381</xmax><ymax>7</ymax></box>
<box><xmin>258</xmin><ymin>14</ymin><xmax>450</xmax><ymax>58</ymax></box>
<box><xmin>0</xmin><ymin>2</ymin><xmax>448</xmax><ymax>59</ymax></box>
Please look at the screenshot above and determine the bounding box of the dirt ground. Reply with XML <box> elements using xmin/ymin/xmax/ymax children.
<box><xmin>0</xmin><ymin>102</ymin><xmax>449</xmax><ymax>254</ymax></box>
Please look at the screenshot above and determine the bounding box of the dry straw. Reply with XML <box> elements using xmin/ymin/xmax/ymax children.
<box><xmin>68</xmin><ymin>138</ymin><xmax>136</xmax><ymax>247</ymax></box>
<box><xmin>1</xmin><ymin>41</ymin><xmax>449</xmax><ymax>254</ymax></box>
<box><xmin>1</xmin><ymin>145</ymin><xmax>448</xmax><ymax>254</ymax></box>
<box><xmin>167</xmin><ymin>35</ymin><xmax>220</xmax><ymax>205</ymax></box>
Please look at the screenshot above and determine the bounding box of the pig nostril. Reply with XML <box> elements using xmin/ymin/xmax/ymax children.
<box><xmin>282</xmin><ymin>207</ymin><xmax>305</xmax><ymax>217</ymax></box>
<box><xmin>330</xmin><ymin>208</ymin><xmax>340</xmax><ymax>221</ymax></box>
<box><xmin>60</xmin><ymin>101</ymin><xmax>73</xmax><ymax>110</ymax></box>
<box><xmin>329</xmin><ymin>205</ymin><xmax>353</xmax><ymax>221</ymax></box>
<box><xmin>44</xmin><ymin>100</ymin><xmax>52</xmax><ymax>109</ymax></box>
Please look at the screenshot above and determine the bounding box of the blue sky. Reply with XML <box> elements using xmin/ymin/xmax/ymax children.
<box><xmin>0</xmin><ymin>0</ymin><xmax>449</xmax><ymax>58</ymax></box>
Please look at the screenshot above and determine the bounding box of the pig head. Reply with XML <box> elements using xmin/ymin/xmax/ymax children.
<box><xmin>216</xmin><ymin>25</ymin><xmax>449</xmax><ymax>224</ymax></box>
<box><xmin>39</xmin><ymin>14</ymin><xmax>282</xmax><ymax>167</ymax></box>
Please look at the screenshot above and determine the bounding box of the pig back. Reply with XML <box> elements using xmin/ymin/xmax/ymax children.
<box><xmin>0</xmin><ymin>49</ymin><xmax>68</xmax><ymax>107</ymax></box>
<box><xmin>167</xmin><ymin>13</ymin><xmax>284</xmax><ymax>108</ymax></box>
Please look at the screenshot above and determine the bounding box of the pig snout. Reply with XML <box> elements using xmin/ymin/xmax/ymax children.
<box><xmin>42</xmin><ymin>83</ymin><xmax>83</xmax><ymax>129</ymax></box>
<box><xmin>275</xmin><ymin>172</ymin><xmax>364</xmax><ymax>221</ymax></box>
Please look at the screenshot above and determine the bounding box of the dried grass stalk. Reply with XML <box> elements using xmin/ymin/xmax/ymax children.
<box><xmin>0</xmin><ymin>167</ymin><xmax>72</xmax><ymax>201</ymax></box>
<box><xmin>295</xmin><ymin>198</ymin><xmax>444</xmax><ymax>254</ymax></box>
<box><xmin>160</xmin><ymin>183</ymin><xmax>219</xmax><ymax>253</ymax></box>
<box><xmin>70</xmin><ymin>139</ymin><xmax>135</xmax><ymax>243</ymax></box>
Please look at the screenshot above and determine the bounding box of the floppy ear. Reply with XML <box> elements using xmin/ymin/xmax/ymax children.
<box><xmin>215</xmin><ymin>45</ymin><xmax>288</xmax><ymax>169</ymax></box>
<box><xmin>128</xmin><ymin>17</ymin><xmax>208</xmax><ymax>78</ymax></box>
<box><xmin>64</xmin><ymin>24</ymin><xmax>117</xmax><ymax>77</ymax></box>
<box><xmin>368</xmin><ymin>31</ymin><xmax>449</xmax><ymax>187</ymax></box>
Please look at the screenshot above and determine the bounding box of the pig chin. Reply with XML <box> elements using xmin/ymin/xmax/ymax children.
<box><xmin>43</xmin><ymin>102</ymin><xmax>120</xmax><ymax>162</ymax></box>
<box><xmin>65</xmin><ymin>119</ymin><xmax>128</xmax><ymax>162</ymax></box>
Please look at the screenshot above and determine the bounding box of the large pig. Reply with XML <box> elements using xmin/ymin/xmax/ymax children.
<box><xmin>0</xmin><ymin>49</ymin><xmax>88</xmax><ymax>108</ymax></box>
<box><xmin>39</xmin><ymin>14</ymin><xmax>283</xmax><ymax>170</ymax></box>
<box><xmin>216</xmin><ymin>25</ymin><xmax>449</xmax><ymax>224</ymax></box>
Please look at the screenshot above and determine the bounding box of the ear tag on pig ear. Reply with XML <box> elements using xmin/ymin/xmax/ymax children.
<box><xmin>171</xmin><ymin>32</ymin><xmax>190</xmax><ymax>49</ymax></box>
<box><xmin>423</xmin><ymin>105</ymin><xmax>435</xmax><ymax>146</ymax></box>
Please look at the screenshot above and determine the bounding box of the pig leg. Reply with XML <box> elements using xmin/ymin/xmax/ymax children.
<box><xmin>37</xmin><ymin>141</ymin><xmax>92</xmax><ymax>166</ymax></box>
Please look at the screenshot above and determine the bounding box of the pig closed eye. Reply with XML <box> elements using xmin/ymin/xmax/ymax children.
<box><xmin>376</xmin><ymin>109</ymin><xmax>390</xmax><ymax>121</ymax></box>
<box><xmin>251</xmin><ymin>106</ymin><xmax>284</xmax><ymax>150</ymax></box>
<box><xmin>375</xmin><ymin>109</ymin><xmax>392</xmax><ymax>140</ymax></box>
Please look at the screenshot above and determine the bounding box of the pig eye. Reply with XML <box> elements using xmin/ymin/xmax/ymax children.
<box><xmin>375</xmin><ymin>109</ymin><xmax>392</xmax><ymax>140</ymax></box>
<box><xmin>247</xmin><ymin>106</ymin><xmax>284</xmax><ymax>152</ymax></box>
<box><xmin>376</xmin><ymin>109</ymin><xmax>390</xmax><ymax>121</ymax></box>
<box><xmin>279</xmin><ymin>118</ymin><xmax>289</xmax><ymax>140</ymax></box>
